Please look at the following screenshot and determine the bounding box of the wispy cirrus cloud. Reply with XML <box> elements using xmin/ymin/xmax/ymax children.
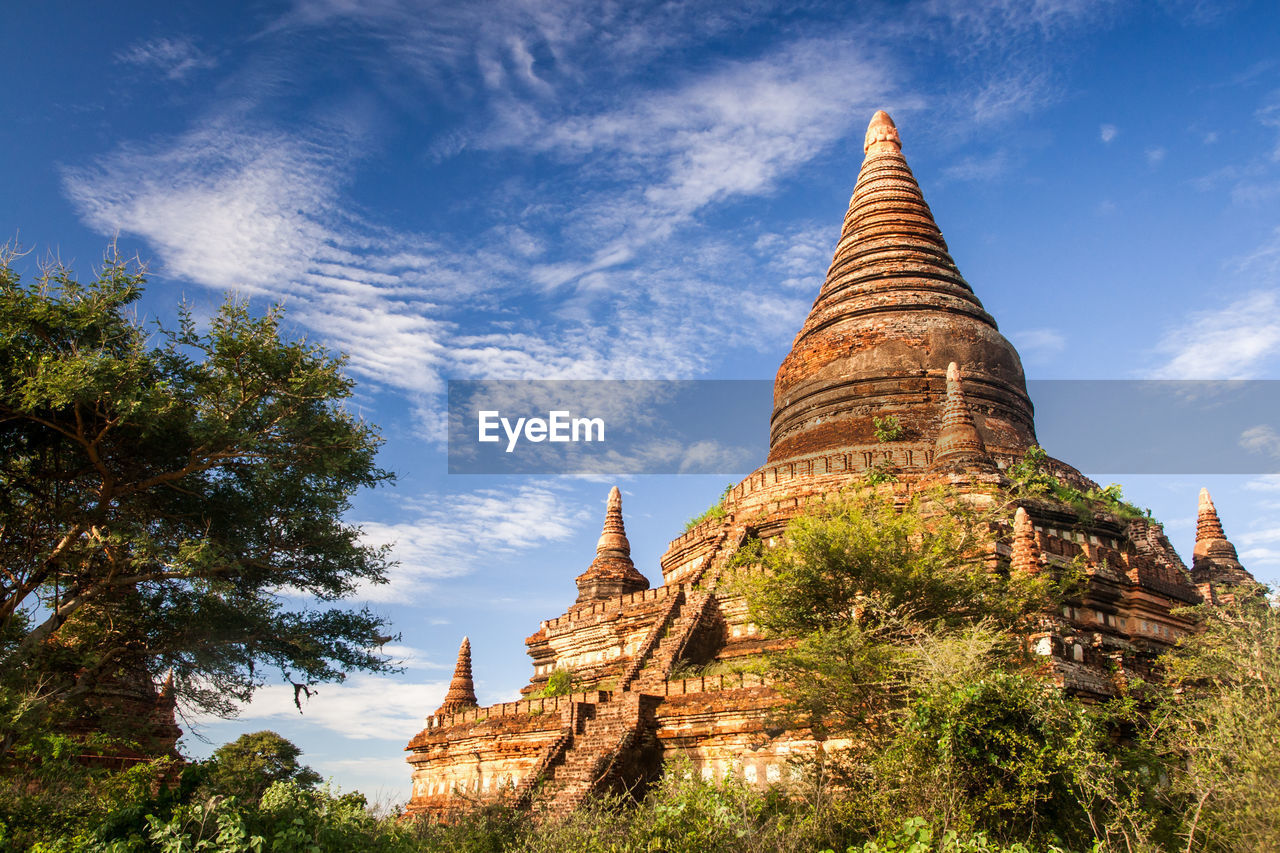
<box><xmin>942</xmin><ymin>149</ymin><xmax>1012</xmax><ymax>182</ymax></box>
<box><xmin>1151</xmin><ymin>226</ymin><xmax>1280</xmax><ymax>379</ymax></box>
<box><xmin>1011</xmin><ymin>328</ymin><xmax>1067</xmax><ymax>362</ymax></box>
<box><xmin>185</xmin><ymin>674</ymin><xmax>447</xmax><ymax>741</ymax></box>
<box><xmin>116</xmin><ymin>36</ymin><xmax>217</xmax><ymax>80</ymax></box>
<box><xmin>354</xmin><ymin>484</ymin><xmax>588</xmax><ymax>601</ymax></box>
<box><xmin>1151</xmin><ymin>290</ymin><xmax>1280</xmax><ymax>378</ymax></box>
<box><xmin>62</xmin><ymin>124</ymin><xmax>460</xmax><ymax>395</ymax></box>
<box><xmin>921</xmin><ymin>0</ymin><xmax>1118</xmax><ymax>43</ymax></box>
<box><xmin>63</xmin><ymin>31</ymin><xmax>865</xmax><ymax>398</ymax></box>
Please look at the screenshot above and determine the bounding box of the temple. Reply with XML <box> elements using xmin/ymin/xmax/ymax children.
<box><xmin>404</xmin><ymin>110</ymin><xmax>1254</xmax><ymax>817</ymax></box>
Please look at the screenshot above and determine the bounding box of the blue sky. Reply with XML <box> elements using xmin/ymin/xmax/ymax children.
<box><xmin>4</xmin><ymin>0</ymin><xmax>1280</xmax><ymax>801</ymax></box>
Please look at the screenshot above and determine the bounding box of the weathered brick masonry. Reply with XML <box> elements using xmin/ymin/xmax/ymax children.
<box><xmin>404</xmin><ymin>110</ymin><xmax>1253</xmax><ymax>817</ymax></box>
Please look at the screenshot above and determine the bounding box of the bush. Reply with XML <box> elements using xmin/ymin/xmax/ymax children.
<box><xmin>872</xmin><ymin>416</ymin><xmax>904</xmax><ymax>442</ymax></box>
<box><xmin>537</xmin><ymin>669</ymin><xmax>574</xmax><ymax>698</ymax></box>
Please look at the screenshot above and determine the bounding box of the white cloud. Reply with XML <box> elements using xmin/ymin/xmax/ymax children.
<box><xmin>943</xmin><ymin>150</ymin><xmax>1011</xmax><ymax>182</ymax></box>
<box><xmin>63</xmin><ymin>34</ymin><xmax>879</xmax><ymax>412</ymax></box>
<box><xmin>754</xmin><ymin>225</ymin><xmax>834</xmax><ymax>292</ymax></box>
<box><xmin>1245</xmin><ymin>474</ymin><xmax>1280</xmax><ymax>491</ymax></box>
<box><xmin>184</xmin><ymin>674</ymin><xmax>446</xmax><ymax>741</ymax></box>
<box><xmin>61</xmin><ymin>126</ymin><xmax>458</xmax><ymax>395</ymax></box>
<box><xmin>1152</xmin><ymin>290</ymin><xmax>1280</xmax><ymax>378</ymax></box>
<box><xmin>1146</xmin><ymin>146</ymin><xmax>1166</xmax><ymax>166</ymax></box>
<box><xmin>969</xmin><ymin>74</ymin><xmax>1051</xmax><ymax>123</ymax></box>
<box><xmin>376</xmin><ymin>644</ymin><xmax>449</xmax><ymax>671</ymax></box>
<box><xmin>1240</xmin><ymin>545</ymin><xmax>1280</xmax><ymax>567</ymax></box>
<box><xmin>354</xmin><ymin>484</ymin><xmax>588</xmax><ymax>601</ymax></box>
<box><xmin>486</xmin><ymin>38</ymin><xmax>893</xmax><ymax>258</ymax></box>
<box><xmin>1240</xmin><ymin>527</ymin><xmax>1280</xmax><ymax>546</ymax></box>
<box><xmin>1100</xmin><ymin>123</ymin><xmax>1118</xmax><ymax>143</ymax></box>
<box><xmin>1011</xmin><ymin>327</ymin><xmax>1067</xmax><ymax>361</ymax></box>
<box><xmin>1241</xmin><ymin>425</ymin><xmax>1280</xmax><ymax>458</ymax></box>
<box><xmin>116</xmin><ymin>36</ymin><xmax>217</xmax><ymax>80</ymax></box>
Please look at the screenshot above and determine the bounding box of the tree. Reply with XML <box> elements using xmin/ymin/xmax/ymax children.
<box><xmin>1150</xmin><ymin>586</ymin><xmax>1280</xmax><ymax>852</ymax></box>
<box><xmin>732</xmin><ymin>486</ymin><xmax>1059</xmax><ymax>735</ymax></box>
<box><xmin>731</xmin><ymin>487</ymin><xmax>1118</xmax><ymax>846</ymax></box>
<box><xmin>204</xmin><ymin>730</ymin><xmax>323</xmax><ymax>803</ymax></box>
<box><xmin>0</xmin><ymin>247</ymin><xmax>396</xmax><ymax>754</ymax></box>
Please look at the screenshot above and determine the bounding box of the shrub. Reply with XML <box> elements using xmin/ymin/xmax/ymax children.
<box><xmin>538</xmin><ymin>669</ymin><xmax>574</xmax><ymax>698</ymax></box>
<box><xmin>684</xmin><ymin>484</ymin><xmax>735</xmax><ymax>532</ymax></box>
<box><xmin>872</xmin><ymin>416</ymin><xmax>904</xmax><ymax>442</ymax></box>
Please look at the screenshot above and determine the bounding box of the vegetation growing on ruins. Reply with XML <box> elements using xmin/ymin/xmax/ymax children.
<box><xmin>682</xmin><ymin>483</ymin><xmax>735</xmax><ymax>531</ymax></box>
<box><xmin>872</xmin><ymin>415</ymin><xmax>904</xmax><ymax>442</ymax></box>
<box><xmin>534</xmin><ymin>669</ymin><xmax>574</xmax><ymax>698</ymax></box>
<box><xmin>1007</xmin><ymin>446</ymin><xmax>1146</xmax><ymax>520</ymax></box>
<box><xmin>727</xmin><ymin>487</ymin><xmax>1280</xmax><ymax>852</ymax></box>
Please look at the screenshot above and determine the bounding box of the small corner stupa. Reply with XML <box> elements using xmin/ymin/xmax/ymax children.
<box><xmin>931</xmin><ymin>362</ymin><xmax>996</xmax><ymax>472</ymax></box>
<box><xmin>575</xmin><ymin>487</ymin><xmax>650</xmax><ymax>604</ymax></box>
<box><xmin>1191</xmin><ymin>488</ymin><xmax>1251</xmax><ymax>600</ymax></box>
<box><xmin>435</xmin><ymin>637</ymin><xmax>478</xmax><ymax>716</ymax></box>
<box><xmin>405</xmin><ymin>109</ymin><xmax>1255</xmax><ymax>818</ymax></box>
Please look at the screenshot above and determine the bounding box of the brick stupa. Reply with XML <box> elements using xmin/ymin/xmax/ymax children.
<box><xmin>575</xmin><ymin>487</ymin><xmax>650</xmax><ymax>604</ymax></box>
<box><xmin>405</xmin><ymin>111</ymin><xmax>1254</xmax><ymax>817</ymax></box>
<box><xmin>435</xmin><ymin>637</ymin><xmax>478</xmax><ymax>716</ymax></box>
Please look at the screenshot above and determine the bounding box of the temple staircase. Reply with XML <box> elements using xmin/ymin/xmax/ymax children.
<box><xmin>517</xmin><ymin>692</ymin><xmax>652</xmax><ymax>816</ymax></box>
<box><xmin>631</xmin><ymin>590</ymin><xmax>717</xmax><ymax>692</ymax></box>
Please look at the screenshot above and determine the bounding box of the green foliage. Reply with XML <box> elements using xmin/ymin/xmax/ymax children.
<box><xmin>872</xmin><ymin>416</ymin><xmax>904</xmax><ymax>443</ymax></box>
<box><xmin>0</xmin><ymin>729</ymin><xmax>181</xmax><ymax>851</ymax></box>
<box><xmin>0</xmin><ymin>248</ymin><xmax>396</xmax><ymax>758</ymax></box>
<box><xmin>1147</xmin><ymin>586</ymin><xmax>1280</xmax><ymax>852</ymax></box>
<box><xmin>536</xmin><ymin>669</ymin><xmax>574</xmax><ymax>698</ymax></box>
<box><xmin>683</xmin><ymin>484</ymin><xmax>735</xmax><ymax>532</ymax></box>
<box><xmin>731</xmin><ymin>486</ymin><xmax>1145</xmax><ymax>847</ymax></box>
<box><xmin>734</xmin><ymin>487</ymin><xmax>1055</xmax><ymax>636</ymax></box>
<box><xmin>140</xmin><ymin>780</ymin><xmax>411</xmax><ymax>853</ymax></box>
<box><xmin>203</xmin><ymin>732</ymin><xmax>322</xmax><ymax>804</ymax></box>
<box><xmin>1007</xmin><ymin>448</ymin><xmax>1144</xmax><ymax>521</ymax></box>
<box><xmin>842</xmin><ymin>816</ymin><xmax>1070</xmax><ymax>852</ymax></box>
<box><xmin>863</xmin><ymin>461</ymin><xmax>898</xmax><ymax>486</ymax></box>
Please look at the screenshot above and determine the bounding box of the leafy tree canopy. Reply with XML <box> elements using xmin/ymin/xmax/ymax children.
<box><xmin>0</xmin><ymin>248</ymin><xmax>396</xmax><ymax>750</ymax></box>
<box><xmin>730</xmin><ymin>487</ymin><xmax>1116</xmax><ymax>846</ymax></box>
<box><xmin>204</xmin><ymin>730</ymin><xmax>323</xmax><ymax>803</ymax></box>
<box><xmin>1149</xmin><ymin>587</ymin><xmax>1280</xmax><ymax>851</ymax></box>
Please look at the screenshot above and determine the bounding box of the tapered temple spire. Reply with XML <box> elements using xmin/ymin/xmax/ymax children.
<box><xmin>864</xmin><ymin>109</ymin><xmax>901</xmax><ymax>151</ymax></box>
<box><xmin>932</xmin><ymin>362</ymin><xmax>994</xmax><ymax>471</ymax></box>
<box><xmin>1191</xmin><ymin>488</ymin><xmax>1252</xmax><ymax>595</ymax></box>
<box><xmin>435</xmin><ymin>637</ymin><xmax>478</xmax><ymax>716</ymax></box>
<box><xmin>575</xmin><ymin>487</ymin><xmax>650</xmax><ymax>604</ymax></box>
<box><xmin>1010</xmin><ymin>507</ymin><xmax>1042</xmax><ymax>575</ymax></box>
<box><xmin>770</xmin><ymin>109</ymin><xmax>1035</xmax><ymax>464</ymax></box>
<box><xmin>1195</xmin><ymin>488</ymin><xmax>1227</xmax><ymax>543</ymax></box>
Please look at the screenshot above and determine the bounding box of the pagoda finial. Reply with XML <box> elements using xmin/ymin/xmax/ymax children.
<box><xmin>1010</xmin><ymin>507</ymin><xmax>1042</xmax><ymax>575</ymax></box>
<box><xmin>596</xmin><ymin>485</ymin><xmax>630</xmax><ymax>558</ymax></box>
<box><xmin>932</xmin><ymin>362</ymin><xmax>994</xmax><ymax>470</ymax></box>
<box><xmin>864</xmin><ymin>109</ymin><xmax>901</xmax><ymax>152</ymax></box>
<box><xmin>159</xmin><ymin>669</ymin><xmax>176</xmax><ymax>705</ymax></box>
<box><xmin>1195</xmin><ymin>488</ymin><xmax>1227</xmax><ymax>543</ymax></box>
<box><xmin>575</xmin><ymin>486</ymin><xmax>649</xmax><ymax>604</ymax></box>
<box><xmin>435</xmin><ymin>636</ymin><xmax>478</xmax><ymax>716</ymax></box>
